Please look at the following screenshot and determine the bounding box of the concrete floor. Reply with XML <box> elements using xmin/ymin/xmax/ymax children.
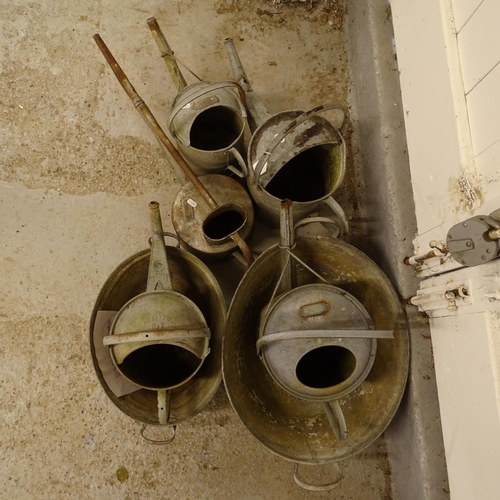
<box><xmin>1</xmin><ymin>0</ymin><xmax>424</xmax><ymax>498</ymax></box>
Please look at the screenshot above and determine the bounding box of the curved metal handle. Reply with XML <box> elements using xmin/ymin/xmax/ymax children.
<box><xmin>139</xmin><ymin>389</ymin><xmax>176</xmax><ymax>445</ymax></box>
<box><xmin>294</xmin><ymin>216</ymin><xmax>342</xmax><ymax>239</ymax></box>
<box><xmin>225</xmin><ymin>147</ymin><xmax>249</xmax><ymax>178</ymax></box>
<box><xmin>148</xmin><ymin>231</ymin><xmax>181</xmax><ymax>249</ymax></box>
<box><xmin>322</xmin><ymin>196</ymin><xmax>349</xmax><ymax>236</ymax></box>
<box><xmin>293</xmin><ymin>196</ymin><xmax>349</xmax><ymax>238</ymax></box>
<box><xmin>253</xmin><ymin>102</ymin><xmax>345</xmax><ymax>184</ymax></box>
<box><xmin>326</xmin><ymin>103</ymin><xmax>349</xmax><ymax>135</ymax></box>
<box><xmin>323</xmin><ymin>400</ymin><xmax>348</xmax><ymax>442</ymax></box>
<box><xmin>256</xmin><ymin>328</ymin><xmax>393</xmax><ymax>354</ymax></box>
<box><xmin>167</xmin><ymin>81</ymin><xmax>247</xmax><ymax>138</ymax></box>
<box><xmin>140</xmin><ymin>423</ymin><xmax>177</xmax><ymax>445</ymax></box>
<box><xmin>293</xmin><ymin>462</ymin><xmax>343</xmax><ymax>492</ymax></box>
<box><xmin>103</xmin><ymin>326</ymin><xmax>211</xmax><ymax>346</ymax></box>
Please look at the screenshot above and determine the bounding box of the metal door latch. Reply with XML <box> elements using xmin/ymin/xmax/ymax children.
<box><xmin>407</xmin><ymin>284</ymin><xmax>471</xmax><ymax>314</ymax></box>
<box><xmin>447</xmin><ymin>209</ymin><xmax>500</xmax><ymax>267</ymax></box>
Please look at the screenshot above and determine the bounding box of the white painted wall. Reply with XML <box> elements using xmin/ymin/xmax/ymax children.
<box><xmin>391</xmin><ymin>0</ymin><xmax>500</xmax><ymax>270</ymax></box>
<box><xmin>390</xmin><ymin>0</ymin><xmax>477</xmax><ymax>241</ymax></box>
<box><xmin>391</xmin><ymin>0</ymin><xmax>500</xmax><ymax>498</ymax></box>
<box><xmin>456</xmin><ymin>0</ymin><xmax>500</xmax><ymax>204</ymax></box>
<box><xmin>431</xmin><ymin>311</ymin><xmax>500</xmax><ymax>500</ymax></box>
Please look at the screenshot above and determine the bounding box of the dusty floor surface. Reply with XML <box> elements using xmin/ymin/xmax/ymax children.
<box><xmin>1</xmin><ymin>0</ymin><xmax>393</xmax><ymax>498</ymax></box>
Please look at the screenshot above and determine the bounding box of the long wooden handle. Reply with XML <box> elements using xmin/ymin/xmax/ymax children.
<box><xmin>93</xmin><ymin>34</ymin><xmax>253</xmax><ymax>266</ymax></box>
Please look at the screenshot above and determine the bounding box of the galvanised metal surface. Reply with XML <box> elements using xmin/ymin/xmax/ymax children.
<box><xmin>223</xmin><ymin>235</ymin><xmax>410</xmax><ymax>464</ymax></box>
<box><xmin>146</xmin><ymin>19</ymin><xmax>248</xmax><ymax>178</ymax></box>
<box><xmin>168</xmin><ymin>81</ymin><xmax>247</xmax><ymax>176</ymax></box>
<box><xmin>172</xmin><ymin>174</ymin><xmax>254</xmax><ymax>261</ymax></box>
<box><xmin>1</xmin><ymin>0</ymin><xmax>448</xmax><ymax>497</ymax></box>
<box><xmin>247</xmin><ymin>109</ymin><xmax>346</xmax><ymax>228</ymax></box>
<box><xmin>105</xmin><ymin>202</ymin><xmax>211</xmax><ymax>393</ymax></box>
<box><xmin>225</xmin><ymin>39</ymin><xmax>346</xmax><ymax>228</ymax></box>
<box><xmin>90</xmin><ymin>245</ymin><xmax>226</xmax><ymax>427</ymax></box>
<box><xmin>258</xmin><ymin>283</ymin><xmax>378</xmax><ymax>402</ymax></box>
<box><xmin>94</xmin><ymin>35</ymin><xmax>254</xmax><ymax>267</ymax></box>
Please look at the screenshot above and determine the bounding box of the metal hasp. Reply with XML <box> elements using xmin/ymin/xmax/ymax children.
<box><xmin>223</xmin><ymin>202</ymin><xmax>409</xmax><ymax>489</ymax></box>
<box><xmin>225</xmin><ymin>38</ymin><xmax>347</xmax><ymax>229</ymax></box>
<box><xmin>93</xmin><ymin>34</ymin><xmax>254</xmax><ymax>267</ymax></box>
<box><xmin>90</xmin><ymin>201</ymin><xmax>226</xmax><ymax>442</ymax></box>
<box><xmin>447</xmin><ymin>210</ymin><xmax>500</xmax><ymax>267</ymax></box>
<box><xmin>147</xmin><ymin>18</ymin><xmax>247</xmax><ymax>177</ymax></box>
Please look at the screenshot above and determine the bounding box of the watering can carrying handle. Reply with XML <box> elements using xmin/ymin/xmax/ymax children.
<box><xmin>253</xmin><ymin>102</ymin><xmax>347</xmax><ymax>185</ymax></box>
<box><xmin>225</xmin><ymin>147</ymin><xmax>248</xmax><ymax>179</ymax></box>
<box><xmin>167</xmin><ymin>81</ymin><xmax>247</xmax><ymax>142</ymax></box>
<box><xmin>293</xmin><ymin>196</ymin><xmax>349</xmax><ymax>238</ymax></box>
<box><xmin>140</xmin><ymin>424</ymin><xmax>177</xmax><ymax>445</ymax></box>
<box><xmin>148</xmin><ymin>231</ymin><xmax>181</xmax><ymax>248</ymax></box>
<box><xmin>293</xmin><ymin>462</ymin><xmax>343</xmax><ymax>492</ymax></box>
<box><xmin>139</xmin><ymin>389</ymin><xmax>176</xmax><ymax>445</ymax></box>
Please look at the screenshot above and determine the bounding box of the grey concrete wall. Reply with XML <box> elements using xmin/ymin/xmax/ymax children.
<box><xmin>345</xmin><ymin>0</ymin><xmax>449</xmax><ymax>498</ymax></box>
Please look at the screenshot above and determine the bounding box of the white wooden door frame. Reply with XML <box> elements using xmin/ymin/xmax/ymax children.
<box><xmin>391</xmin><ymin>1</ymin><xmax>500</xmax><ymax>498</ymax></box>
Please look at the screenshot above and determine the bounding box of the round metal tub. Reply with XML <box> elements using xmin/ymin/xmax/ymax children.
<box><xmin>223</xmin><ymin>236</ymin><xmax>409</xmax><ymax>464</ymax></box>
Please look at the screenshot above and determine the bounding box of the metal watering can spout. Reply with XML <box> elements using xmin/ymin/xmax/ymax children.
<box><xmin>147</xmin><ymin>17</ymin><xmax>187</xmax><ymax>93</ymax></box>
<box><xmin>147</xmin><ymin>201</ymin><xmax>173</xmax><ymax>291</ymax></box>
<box><xmin>224</xmin><ymin>38</ymin><xmax>271</xmax><ymax>130</ymax></box>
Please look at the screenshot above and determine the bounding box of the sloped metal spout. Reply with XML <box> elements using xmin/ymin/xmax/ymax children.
<box><xmin>147</xmin><ymin>201</ymin><xmax>173</xmax><ymax>291</ymax></box>
<box><xmin>224</xmin><ymin>37</ymin><xmax>271</xmax><ymax>130</ymax></box>
<box><xmin>147</xmin><ymin>17</ymin><xmax>187</xmax><ymax>92</ymax></box>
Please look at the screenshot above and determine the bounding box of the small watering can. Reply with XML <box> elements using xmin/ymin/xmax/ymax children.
<box><xmin>225</xmin><ymin>39</ymin><xmax>347</xmax><ymax>228</ymax></box>
<box><xmin>148</xmin><ymin>18</ymin><xmax>247</xmax><ymax>178</ymax></box>
<box><xmin>171</xmin><ymin>173</ymin><xmax>254</xmax><ymax>261</ymax></box>
<box><xmin>90</xmin><ymin>202</ymin><xmax>226</xmax><ymax>444</ymax></box>
<box><xmin>223</xmin><ymin>201</ymin><xmax>409</xmax><ymax>490</ymax></box>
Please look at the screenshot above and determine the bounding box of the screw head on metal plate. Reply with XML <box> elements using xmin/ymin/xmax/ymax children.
<box><xmin>447</xmin><ymin>217</ymin><xmax>500</xmax><ymax>267</ymax></box>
